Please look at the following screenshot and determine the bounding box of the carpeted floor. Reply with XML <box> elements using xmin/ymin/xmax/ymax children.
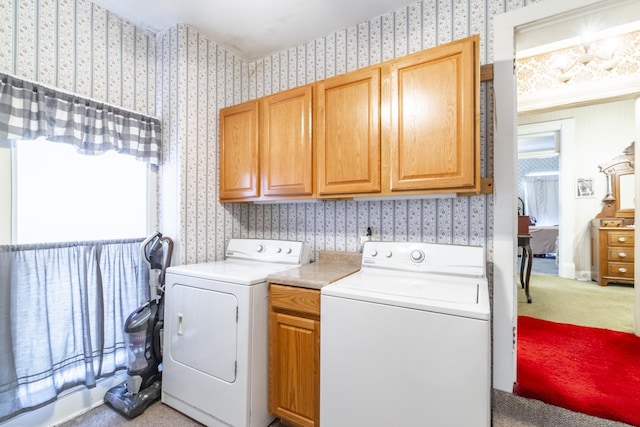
<box><xmin>60</xmin><ymin>393</ymin><xmax>633</xmax><ymax>427</ymax></box>
<box><xmin>518</xmin><ymin>273</ymin><xmax>634</xmax><ymax>332</ymax></box>
<box><xmin>515</xmin><ymin>316</ymin><xmax>640</xmax><ymax>426</ymax></box>
<box><xmin>515</xmin><ymin>273</ymin><xmax>636</xmax><ymax>426</ymax></box>
<box><xmin>59</xmin><ymin>401</ymin><xmax>203</xmax><ymax>426</ymax></box>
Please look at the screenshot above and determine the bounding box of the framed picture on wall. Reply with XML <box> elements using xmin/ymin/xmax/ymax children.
<box><xmin>576</xmin><ymin>177</ymin><xmax>595</xmax><ymax>198</ymax></box>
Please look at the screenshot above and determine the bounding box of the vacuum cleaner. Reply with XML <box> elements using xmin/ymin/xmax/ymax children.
<box><xmin>104</xmin><ymin>231</ymin><xmax>173</xmax><ymax>418</ymax></box>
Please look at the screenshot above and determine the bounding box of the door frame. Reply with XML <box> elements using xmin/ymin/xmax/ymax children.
<box><xmin>518</xmin><ymin>119</ymin><xmax>576</xmax><ymax>280</ymax></box>
<box><xmin>492</xmin><ymin>0</ymin><xmax>626</xmax><ymax>392</ymax></box>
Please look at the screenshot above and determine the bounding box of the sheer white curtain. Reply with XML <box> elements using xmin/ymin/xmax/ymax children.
<box><xmin>0</xmin><ymin>239</ymin><xmax>148</xmax><ymax>422</ymax></box>
<box><xmin>523</xmin><ymin>174</ymin><xmax>560</xmax><ymax>226</ymax></box>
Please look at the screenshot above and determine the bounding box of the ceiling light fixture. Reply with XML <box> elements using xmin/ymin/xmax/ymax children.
<box><xmin>552</xmin><ymin>35</ymin><xmax>620</xmax><ymax>83</ymax></box>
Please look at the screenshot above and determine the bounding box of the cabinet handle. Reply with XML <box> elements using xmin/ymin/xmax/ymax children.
<box><xmin>619</xmin><ymin>252</ymin><xmax>627</xmax><ymax>258</ymax></box>
<box><xmin>618</xmin><ymin>237</ymin><xmax>626</xmax><ymax>242</ymax></box>
<box><xmin>177</xmin><ymin>313</ymin><xmax>184</xmax><ymax>335</ymax></box>
<box><xmin>618</xmin><ymin>268</ymin><xmax>627</xmax><ymax>273</ymax></box>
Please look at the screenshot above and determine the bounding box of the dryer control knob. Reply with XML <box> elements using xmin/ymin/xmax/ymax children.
<box><xmin>410</xmin><ymin>250</ymin><xmax>425</xmax><ymax>263</ymax></box>
<box><xmin>370</xmin><ymin>249</ymin><xmax>378</xmax><ymax>257</ymax></box>
<box><xmin>256</xmin><ymin>244</ymin><xmax>265</xmax><ymax>253</ymax></box>
<box><xmin>286</xmin><ymin>248</ymin><xmax>292</xmax><ymax>254</ymax></box>
<box><xmin>276</xmin><ymin>247</ymin><xmax>282</xmax><ymax>253</ymax></box>
<box><xmin>385</xmin><ymin>251</ymin><xmax>392</xmax><ymax>258</ymax></box>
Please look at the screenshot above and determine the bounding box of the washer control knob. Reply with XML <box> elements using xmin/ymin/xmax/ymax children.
<box><xmin>385</xmin><ymin>251</ymin><xmax>392</xmax><ymax>258</ymax></box>
<box><xmin>256</xmin><ymin>244</ymin><xmax>265</xmax><ymax>253</ymax></box>
<box><xmin>410</xmin><ymin>249</ymin><xmax>425</xmax><ymax>263</ymax></box>
<box><xmin>286</xmin><ymin>247</ymin><xmax>292</xmax><ymax>254</ymax></box>
<box><xmin>370</xmin><ymin>249</ymin><xmax>378</xmax><ymax>257</ymax></box>
<box><xmin>276</xmin><ymin>247</ymin><xmax>282</xmax><ymax>253</ymax></box>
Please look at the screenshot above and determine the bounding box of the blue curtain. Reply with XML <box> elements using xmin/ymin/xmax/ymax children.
<box><xmin>0</xmin><ymin>239</ymin><xmax>149</xmax><ymax>422</ymax></box>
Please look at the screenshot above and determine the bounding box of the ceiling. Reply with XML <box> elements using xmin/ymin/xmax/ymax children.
<box><xmin>515</xmin><ymin>0</ymin><xmax>640</xmax><ymax>54</ymax></box>
<box><xmin>91</xmin><ymin>0</ymin><xmax>414</xmax><ymax>61</ymax></box>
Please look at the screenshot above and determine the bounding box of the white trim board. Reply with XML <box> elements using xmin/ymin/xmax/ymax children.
<box><xmin>492</xmin><ymin>0</ymin><xmax>622</xmax><ymax>393</ymax></box>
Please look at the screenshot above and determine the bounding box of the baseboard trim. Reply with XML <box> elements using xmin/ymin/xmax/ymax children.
<box><xmin>0</xmin><ymin>373</ymin><xmax>127</xmax><ymax>427</ymax></box>
<box><xmin>573</xmin><ymin>269</ymin><xmax>591</xmax><ymax>282</ymax></box>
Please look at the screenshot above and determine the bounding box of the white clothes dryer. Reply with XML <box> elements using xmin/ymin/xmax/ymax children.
<box><xmin>320</xmin><ymin>241</ymin><xmax>490</xmax><ymax>427</ymax></box>
<box><xmin>162</xmin><ymin>239</ymin><xmax>311</xmax><ymax>427</ymax></box>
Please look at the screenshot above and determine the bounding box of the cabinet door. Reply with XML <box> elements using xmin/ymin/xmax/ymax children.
<box><xmin>219</xmin><ymin>100</ymin><xmax>259</xmax><ymax>200</ymax></box>
<box><xmin>316</xmin><ymin>67</ymin><xmax>381</xmax><ymax>195</ymax></box>
<box><xmin>389</xmin><ymin>35</ymin><xmax>479</xmax><ymax>192</ymax></box>
<box><xmin>269</xmin><ymin>311</ymin><xmax>319</xmax><ymax>427</ymax></box>
<box><xmin>261</xmin><ymin>86</ymin><xmax>314</xmax><ymax>197</ymax></box>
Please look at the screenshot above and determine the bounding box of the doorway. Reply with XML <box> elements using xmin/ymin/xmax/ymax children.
<box><xmin>492</xmin><ymin>0</ymin><xmax>640</xmax><ymax>393</ymax></box>
<box><xmin>518</xmin><ymin>120</ymin><xmax>576</xmax><ymax>279</ymax></box>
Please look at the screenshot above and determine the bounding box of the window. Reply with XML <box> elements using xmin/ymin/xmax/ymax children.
<box><xmin>12</xmin><ymin>138</ymin><xmax>149</xmax><ymax>244</ymax></box>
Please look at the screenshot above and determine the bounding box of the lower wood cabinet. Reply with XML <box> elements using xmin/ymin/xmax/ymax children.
<box><xmin>591</xmin><ymin>219</ymin><xmax>635</xmax><ymax>286</ymax></box>
<box><xmin>269</xmin><ymin>284</ymin><xmax>320</xmax><ymax>427</ymax></box>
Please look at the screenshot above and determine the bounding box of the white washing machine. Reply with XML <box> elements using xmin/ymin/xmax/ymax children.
<box><xmin>320</xmin><ymin>241</ymin><xmax>490</xmax><ymax>427</ymax></box>
<box><xmin>162</xmin><ymin>239</ymin><xmax>311</xmax><ymax>427</ymax></box>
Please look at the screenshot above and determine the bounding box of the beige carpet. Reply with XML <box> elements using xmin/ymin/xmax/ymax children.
<box><xmin>517</xmin><ymin>273</ymin><xmax>634</xmax><ymax>333</ymax></box>
<box><xmin>60</xmin><ymin>394</ymin><xmax>632</xmax><ymax>427</ymax></box>
<box><xmin>59</xmin><ymin>401</ymin><xmax>204</xmax><ymax>427</ymax></box>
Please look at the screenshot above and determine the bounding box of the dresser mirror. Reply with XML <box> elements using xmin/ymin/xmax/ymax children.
<box><xmin>596</xmin><ymin>142</ymin><xmax>635</xmax><ymax>219</ymax></box>
<box><xmin>618</xmin><ymin>173</ymin><xmax>635</xmax><ymax>213</ymax></box>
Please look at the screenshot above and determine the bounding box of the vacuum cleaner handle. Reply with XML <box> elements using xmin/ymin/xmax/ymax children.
<box><xmin>141</xmin><ymin>232</ymin><xmax>162</xmax><ymax>267</ymax></box>
<box><xmin>158</xmin><ymin>236</ymin><xmax>174</xmax><ymax>290</ymax></box>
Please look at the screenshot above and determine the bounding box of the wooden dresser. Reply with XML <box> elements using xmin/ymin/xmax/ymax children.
<box><xmin>590</xmin><ymin>218</ymin><xmax>634</xmax><ymax>286</ymax></box>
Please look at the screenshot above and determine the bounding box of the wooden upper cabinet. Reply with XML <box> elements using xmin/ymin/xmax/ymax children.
<box><xmin>219</xmin><ymin>100</ymin><xmax>259</xmax><ymax>200</ymax></box>
<box><xmin>261</xmin><ymin>86</ymin><xmax>314</xmax><ymax>197</ymax></box>
<box><xmin>316</xmin><ymin>67</ymin><xmax>381</xmax><ymax>196</ymax></box>
<box><xmin>389</xmin><ymin>34</ymin><xmax>479</xmax><ymax>192</ymax></box>
<box><xmin>219</xmin><ymin>35</ymin><xmax>481</xmax><ymax>202</ymax></box>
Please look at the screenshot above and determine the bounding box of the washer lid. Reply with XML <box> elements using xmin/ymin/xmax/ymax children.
<box><xmin>322</xmin><ymin>270</ymin><xmax>489</xmax><ymax>320</ymax></box>
<box><xmin>166</xmin><ymin>259</ymin><xmax>300</xmax><ymax>285</ymax></box>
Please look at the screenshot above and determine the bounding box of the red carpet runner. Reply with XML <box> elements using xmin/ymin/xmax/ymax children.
<box><xmin>514</xmin><ymin>316</ymin><xmax>640</xmax><ymax>426</ymax></box>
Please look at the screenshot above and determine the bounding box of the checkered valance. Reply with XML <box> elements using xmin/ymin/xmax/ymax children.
<box><xmin>0</xmin><ymin>73</ymin><xmax>161</xmax><ymax>168</ymax></box>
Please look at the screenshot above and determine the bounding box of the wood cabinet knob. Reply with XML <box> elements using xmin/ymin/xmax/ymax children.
<box><xmin>618</xmin><ymin>237</ymin><xmax>626</xmax><ymax>242</ymax></box>
<box><xmin>619</xmin><ymin>252</ymin><xmax>627</xmax><ymax>258</ymax></box>
<box><xmin>619</xmin><ymin>267</ymin><xmax>627</xmax><ymax>273</ymax></box>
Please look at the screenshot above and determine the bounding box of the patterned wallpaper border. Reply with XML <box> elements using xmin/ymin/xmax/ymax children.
<box><xmin>0</xmin><ymin>0</ymin><xmax>157</xmax><ymax>117</ymax></box>
<box><xmin>517</xmin><ymin>29</ymin><xmax>640</xmax><ymax>98</ymax></box>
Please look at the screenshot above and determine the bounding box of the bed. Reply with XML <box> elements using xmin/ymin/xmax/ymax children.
<box><xmin>529</xmin><ymin>225</ymin><xmax>559</xmax><ymax>255</ymax></box>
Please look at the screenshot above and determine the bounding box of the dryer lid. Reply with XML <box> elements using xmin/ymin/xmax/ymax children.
<box><xmin>166</xmin><ymin>259</ymin><xmax>300</xmax><ymax>285</ymax></box>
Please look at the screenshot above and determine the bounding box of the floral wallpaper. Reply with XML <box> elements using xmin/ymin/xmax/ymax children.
<box><xmin>156</xmin><ymin>0</ymin><xmax>544</xmax><ymax>265</ymax></box>
<box><xmin>0</xmin><ymin>0</ymin><xmax>156</xmax><ymax>116</ymax></box>
<box><xmin>0</xmin><ymin>0</ymin><xmax>548</xmax><ymax>267</ymax></box>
